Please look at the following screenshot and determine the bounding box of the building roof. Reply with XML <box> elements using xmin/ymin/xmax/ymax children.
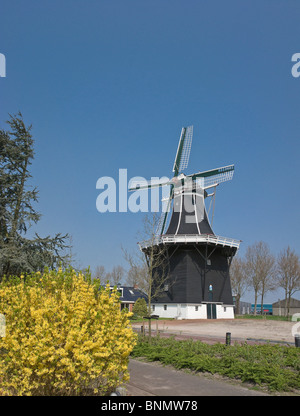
<box><xmin>272</xmin><ymin>298</ymin><xmax>300</xmax><ymax>308</ymax></box>
<box><xmin>165</xmin><ymin>188</ymin><xmax>214</xmax><ymax>236</ymax></box>
<box><xmin>104</xmin><ymin>285</ymin><xmax>148</xmax><ymax>303</ymax></box>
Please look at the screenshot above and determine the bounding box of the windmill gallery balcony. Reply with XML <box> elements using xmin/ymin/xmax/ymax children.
<box><xmin>139</xmin><ymin>233</ymin><xmax>241</xmax><ymax>250</ymax></box>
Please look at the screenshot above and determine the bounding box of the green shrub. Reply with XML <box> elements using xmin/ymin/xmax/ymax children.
<box><xmin>131</xmin><ymin>336</ymin><xmax>300</xmax><ymax>392</ymax></box>
<box><xmin>132</xmin><ymin>298</ymin><xmax>148</xmax><ymax>319</ymax></box>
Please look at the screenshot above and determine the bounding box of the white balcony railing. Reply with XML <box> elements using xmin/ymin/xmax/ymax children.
<box><xmin>139</xmin><ymin>234</ymin><xmax>241</xmax><ymax>250</ymax></box>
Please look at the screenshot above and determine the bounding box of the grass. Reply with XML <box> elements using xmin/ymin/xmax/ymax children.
<box><xmin>130</xmin><ymin>317</ymin><xmax>174</xmax><ymax>322</ymax></box>
<box><xmin>236</xmin><ymin>314</ymin><xmax>297</xmax><ymax>321</ymax></box>
<box><xmin>130</xmin><ymin>314</ymin><xmax>298</xmax><ymax>322</ymax></box>
<box><xmin>131</xmin><ymin>336</ymin><xmax>300</xmax><ymax>393</ymax></box>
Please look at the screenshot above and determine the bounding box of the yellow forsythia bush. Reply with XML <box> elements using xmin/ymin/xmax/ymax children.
<box><xmin>0</xmin><ymin>268</ymin><xmax>136</xmax><ymax>396</ymax></box>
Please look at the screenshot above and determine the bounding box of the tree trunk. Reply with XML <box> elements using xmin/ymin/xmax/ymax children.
<box><xmin>260</xmin><ymin>293</ymin><xmax>264</xmax><ymax>316</ymax></box>
<box><xmin>148</xmin><ymin>318</ymin><xmax>152</xmax><ymax>342</ymax></box>
<box><xmin>287</xmin><ymin>294</ymin><xmax>291</xmax><ymax>319</ymax></box>
<box><xmin>10</xmin><ymin>159</ymin><xmax>28</xmax><ymax>240</ymax></box>
<box><xmin>254</xmin><ymin>292</ymin><xmax>258</xmax><ymax>316</ymax></box>
<box><xmin>147</xmin><ymin>297</ymin><xmax>152</xmax><ymax>342</ymax></box>
<box><xmin>285</xmin><ymin>295</ymin><xmax>288</xmax><ymax>318</ymax></box>
<box><xmin>235</xmin><ymin>293</ymin><xmax>241</xmax><ymax>315</ymax></box>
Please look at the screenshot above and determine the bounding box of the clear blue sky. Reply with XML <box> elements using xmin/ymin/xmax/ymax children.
<box><xmin>1</xmin><ymin>0</ymin><xmax>299</xmax><ymax>303</ymax></box>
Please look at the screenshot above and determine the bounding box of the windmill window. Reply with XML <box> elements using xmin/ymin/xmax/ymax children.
<box><xmin>195</xmin><ymin>306</ymin><xmax>198</xmax><ymax>311</ymax></box>
<box><xmin>152</xmin><ymin>305</ymin><xmax>155</xmax><ymax>311</ymax></box>
<box><xmin>207</xmin><ymin>259</ymin><xmax>211</xmax><ymax>266</ymax></box>
<box><xmin>164</xmin><ymin>305</ymin><xmax>167</xmax><ymax>311</ymax></box>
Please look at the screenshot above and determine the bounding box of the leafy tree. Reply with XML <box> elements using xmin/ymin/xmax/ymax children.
<box><xmin>0</xmin><ymin>112</ymin><xmax>70</xmax><ymax>279</ymax></box>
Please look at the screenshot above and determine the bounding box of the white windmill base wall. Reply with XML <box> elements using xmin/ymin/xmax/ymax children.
<box><xmin>152</xmin><ymin>303</ymin><xmax>234</xmax><ymax>320</ymax></box>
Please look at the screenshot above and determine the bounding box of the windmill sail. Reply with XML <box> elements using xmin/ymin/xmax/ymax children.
<box><xmin>129</xmin><ymin>125</ymin><xmax>193</xmax><ymax>192</ymax></box>
<box><xmin>155</xmin><ymin>185</ymin><xmax>174</xmax><ymax>235</ymax></box>
<box><xmin>173</xmin><ymin>126</ymin><xmax>193</xmax><ymax>176</ymax></box>
<box><xmin>128</xmin><ymin>177</ymin><xmax>171</xmax><ymax>191</ymax></box>
<box><xmin>188</xmin><ymin>164</ymin><xmax>234</xmax><ymax>188</ymax></box>
<box><xmin>178</xmin><ymin>125</ymin><xmax>193</xmax><ymax>173</ymax></box>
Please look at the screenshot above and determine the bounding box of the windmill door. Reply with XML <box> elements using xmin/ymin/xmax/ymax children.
<box><xmin>207</xmin><ymin>303</ymin><xmax>217</xmax><ymax>319</ymax></box>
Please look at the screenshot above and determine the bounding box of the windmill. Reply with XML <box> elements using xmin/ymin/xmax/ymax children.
<box><xmin>129</xmin><ymin>126</ymin><xmax>241</xmax><ymax>320</ymax></box>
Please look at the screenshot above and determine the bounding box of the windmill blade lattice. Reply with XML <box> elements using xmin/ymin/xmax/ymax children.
<box><xmin>128</xmin><ymin>177</ymin><xmax>171</xmax><ymax>191</ymax></box>
<box><xmin>173</xmin><ymin>126</ymin><xmax>193</xmax><ymax>176</ymax></box>
<box><xmin>189</xmin><ymin>164</ymin><xmax>234</xmax><ymax>188</ymax></box>
<box><xmin>178</xmin><ymin>125</ymin><xmax>193</xmax><ymax>173</ymax></box>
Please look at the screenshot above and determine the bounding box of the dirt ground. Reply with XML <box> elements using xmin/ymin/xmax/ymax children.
<box><xmin>132</xmin><ymin>318</ymin><xmax>298</xmax><ymax>345</ymax></box>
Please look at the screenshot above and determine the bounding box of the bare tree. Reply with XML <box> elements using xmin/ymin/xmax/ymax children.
<box><xmin>94</xmin><ymin>265</ymin><xmax>125</xmax><ymax>286</ymax></box>
<box><xmin>245</xmin><ymin>241</ymin><xmax>276</xmax><ymax>315</ymax></box>
<box><xmin>245</xmin><ymin>245</ymin><xmax>260</xmax><ymax>315</ymax></box>
<box><xmin>230</xmin><ymin>256</ymin><xmax>248</xmax><ymax>315</ymax></box>
<box><xmin>125</xmin><ymin>264</ymin><xmax>146</xmax><ymax>288</ymax></box>
<box><xmin>276</xmin><ymin>246</ymin><xmax>300</xmax><ymax>317</ymax></box>
<box><xmin>109</xmin><ymin>265</ymin><xmax>125</xmax><ymax>286</ymax></box>
<box><xmin>123</xmin><ymin>250</ymin><xmax>149</xmax><ymax>295</ymax></box>
<box><xmin>93</xmin><ymin>265</ymin><xmax>107</xmax><ymax>284</ymax></box>
<box><xmin>123</xmin><ymin>213</ymin><xmax>170</xmax><ymax>338</ymax></box>
<box><xmin>258</xmin><ymin>246</ymin><xmax>276</xmax><ymax>315</ymax></box>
